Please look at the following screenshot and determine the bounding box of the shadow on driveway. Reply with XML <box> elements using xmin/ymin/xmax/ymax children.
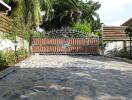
<box><xmin>0</xmin><ymin>56</ymin><xmax>132</xmax><ymax>100</ymax></box>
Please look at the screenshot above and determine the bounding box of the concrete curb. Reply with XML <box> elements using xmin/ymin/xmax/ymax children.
<box><xmin>103</xmin><ymin>55</ymin><xmax>132</xmax><ymax>64</ymax></box>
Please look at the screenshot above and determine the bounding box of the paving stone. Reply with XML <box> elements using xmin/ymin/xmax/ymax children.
<box><xmin>0</xmin><ymin>55</ymin><xmax>132</xmax><ymax>100</ymax></box>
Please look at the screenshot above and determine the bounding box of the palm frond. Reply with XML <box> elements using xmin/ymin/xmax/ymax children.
<box><xmin>11</xmin><ymin>0</ymin><xmax>25</xmax><ymax>18</ymax></box>
<box><xmin>31</xmin><ymin>0</ymin><xmax>41</xmax><ymax>26</ymax></box>
<box><xmin>39</xmin><ymin>0</ymin><xmax>52</xmax><ymax>19</ymax></box>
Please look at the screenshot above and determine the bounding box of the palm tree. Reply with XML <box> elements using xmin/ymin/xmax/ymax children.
<box><xmin>79</xmin><ymin>0</ymin><xmax>101</xmax><ymax>31</ymax></box>
<box><xmin>80</xmin><ymin>0</ymin><xmax>100</xmax><ymax>22</ymax></box>
<box><xmin>4</xmin><ymin>0</ymin><xmax>52</xmax><ymax>29</ymax></box>
<box><xmin>52</xmin><ymin>0</ymin><xmax>80</xmax><ymax>21</ymax></box>
<box><xmin>42</xmin><ymin>0</ymin><xmax>82</xmax><ymax>30</ymax></box>
<box><xmin>42</xmin><ymin>0</ymin><xmax>101</xmax><ymax>31</ymax></box>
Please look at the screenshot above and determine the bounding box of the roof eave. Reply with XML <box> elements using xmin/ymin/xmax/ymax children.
<box><xmin>0</xmin><ymin>0</ymin><xmax>11</xmax><ymax>11</ymax></box>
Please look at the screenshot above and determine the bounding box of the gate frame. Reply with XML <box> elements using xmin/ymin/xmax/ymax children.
<box><xmin>30</xmin><ymin>36</ymin><xmax>100</xmax><ymax>55</ymax></box>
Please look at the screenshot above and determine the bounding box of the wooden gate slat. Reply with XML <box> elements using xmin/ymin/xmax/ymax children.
<box><xmin>31</xmin><ymin>38</ymin><xmax>99</xmax><ymax>54</ymax></box>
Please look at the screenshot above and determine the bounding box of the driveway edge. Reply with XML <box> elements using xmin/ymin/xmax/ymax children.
<box><xmin>0</xmin><ymin>66</ymin><xmax>18</xmax><ymax>80</ymax></box>
<box><xmin>103</xmin><ymin>55</ymin><xmax>132</xmax><ymax>64</ymax></box>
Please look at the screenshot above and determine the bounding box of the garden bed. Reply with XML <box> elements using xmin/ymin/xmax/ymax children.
<box><xmin>0</xmin><ymin>48</ymin><xmax>29</xmax><ymax>71</ymax></box>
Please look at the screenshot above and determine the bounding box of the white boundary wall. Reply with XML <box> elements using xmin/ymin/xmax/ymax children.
<box><xmin>104</xmin><ymin>41</ymin><xmax>130</xmax><ymax>55</ymax></box>
<box><xmin>0</xmin><ymin>36</ymin><xmax>29</xmax><ymax>52</ymax></box>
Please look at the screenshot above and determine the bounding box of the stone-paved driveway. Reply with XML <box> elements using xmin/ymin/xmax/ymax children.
<box><xmin>0</xmin><ymin>55</ymin><xmax>132</xmax><ymax>100</ymax></box>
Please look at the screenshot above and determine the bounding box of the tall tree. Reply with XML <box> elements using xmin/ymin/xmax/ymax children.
<box><xmin>42</xmin><ymin>0</ymin><xmax>101</xmax><ymax>31</ymax></box>
<box><xmin>79</xmin><ymin>0</ymin><xmax>101</xmax><ymax>31</ymax></box>
<box><xmin>4</xmin><ymin>0</ymin><xmax>52</xmax><ymax>29</ymax></box>
<box><xmin>42</xmin><ymin>0</ymin><xmax>82</xmax><ymax>30</ymax></box>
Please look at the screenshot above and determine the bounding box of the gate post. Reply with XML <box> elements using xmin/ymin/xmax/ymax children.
<box><xmin>100</xmin><ymin>23</ymin><xmax>105</xmax><ymax>55</ymax></box>
<box><xmin>29</xmin><ymin>34</ymin><xmax>32</xmax><ymax>54</ymax></box>
<box><xmin>123</xmin><ymin>40</ymin><xmax>127</xmax><ymax>52</ymax></box>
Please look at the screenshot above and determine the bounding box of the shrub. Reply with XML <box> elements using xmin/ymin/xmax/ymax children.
<box><xmin>17</xmin><ymin>48</ymin><xmax>28</xmax><ymax>61</ymax></box>
<box><xmin>32</xmin><ymin>31</ymin><xmax>46</xmax><ymax>37</ymax></box>
<box><xmin>95</xmin><ymin>30</ymin><xmax>102</xmax><ymax>37</ymax></box>
<box><xmin>0</xmin><ymin>48</ymin><xmax>29</xmax><ymax>70</ymax></box>
<box><xmin>114</xmin><ymin>49</ymin><xmax>130</xmax><ymax>59</ymax></box>
<box><xmin>0</xmin><ymin>51</ymin><xmax>15</xmax><ymax>66</ymax></box>
<box><xmin>72</xmin><ymin>22</ymin><xmax>91</xmax><ymax>37</ymax></box>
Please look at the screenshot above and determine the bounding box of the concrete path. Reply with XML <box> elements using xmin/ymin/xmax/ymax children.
<box><xmin>0</xmin><ymin>55</ymin><xmax>132</xmax><ymax>100</ymax></box>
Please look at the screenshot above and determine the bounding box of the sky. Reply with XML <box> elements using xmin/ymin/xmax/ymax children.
<box><xmin>84</xmin><ymin>0</ymin><xmax>132</xmax><ymax>26</ymax></box>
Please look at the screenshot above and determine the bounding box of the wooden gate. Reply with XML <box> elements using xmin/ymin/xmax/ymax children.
<box><xmin>31</xmin><ymin>37</ymin><xmax>99</xmax><ymax>54</ymax></box>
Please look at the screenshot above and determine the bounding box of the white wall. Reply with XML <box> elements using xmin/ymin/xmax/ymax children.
<box><xmin>104</xmin><ymin>41</ymin><xmax>129</xmax><ymax>55</ymax></box>
<box><xmin>0</xmin><ymin>36</ymin><xmax>29</xmax><ymax>52</ymax></box>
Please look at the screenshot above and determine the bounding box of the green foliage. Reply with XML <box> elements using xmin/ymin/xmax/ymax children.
<box><xmin>42</xmin><ymin>0</ymin><xmax>81</xmax><ymax>30</ymax></box>
<box><xmin>8</xmin><ymin>18</ymin><xmax>45</xmax><ymax>41</ymax></box>
<box><xmin>81</xmin><ymin>0</ymin><xmax>101</xmax><ymax>19</ymax></box>
<box><xmin>95</xmin><ymin>30</ymin><xmax>102</xmax><ymax>36</ymax></box>
<box><xmin>112</xmin><ymin>49</ymin><xmax>130</xmax><ymax>59</ymax></box>
<box><xmin>2</xmin><ymin>18</ymin><xmax>33</xmax><ymax>42</ymax></box>
<box><xmin>42</xmin><ymin>0</ymin><xmax>101</xmax><ymax>31</ymax></box>
<box><xmin>17</xmin><ymin>48</ymin><xmax>28</xmax><ymax>61</ymax></box>
<box><xmin>12</xmin><ymin>18</ymin><xmax>32</xmax><ymax>41</ymax></box>
<box><xmin>0</xmin><ymin>51</ymin><xmax>15</xmax><ymax>66</ymax></box>
<box><xmin>72</xmin><ymin>22</ymin><xmax>91</xmax><ymax>37</ymax></box>
<box><xmin>5</xmin><ymin>0</ymin><xmax>52</xmax><ymax>28</ymax></box>
<box><xmin>32</xmin><ymin>31</ymin><xmax>46</xmax><ymax>37</ymax></box>
<box><xmin>95</xmin><ymin>30</ymin><xmax>104</xmax><ymax>47</ymax></box>
<box><xmin>0</xmin><ymin>48</ymin><xmax>29</xmax><ymax>70</ymax></box>
<box><xmin>125</xmin><ymin>24</ymin><xmax>132</xmax><ymax>37</ymax></box>
<box><xmin>5</xmin><ymin>0</ymin><xmax>101</xmax><ymax>32</ymax></box>
<box><xmin>116</xmin><ymin>50</ymin><xmax>129</xmax><ymax>58</ymax></box>
<box><xmin>79</xmin><ymin>0</ymin><xmax>101</xmax><ymax>29</ymax></box>
<box><xmin>0</xmin><ymin>32</ymin><xmax>16</xmax><ymax>42</ymax></box>
<box><xmin>99</xmin><ymin>40</ymin><xmax>106</xmax><ymax>48</ymax></box>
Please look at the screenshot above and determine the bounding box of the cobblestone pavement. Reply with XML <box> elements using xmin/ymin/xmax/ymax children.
<box><xmin>0</xmin><ymin>55</ymin><xmax>132</xmax><ymax>100</ymax></box>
